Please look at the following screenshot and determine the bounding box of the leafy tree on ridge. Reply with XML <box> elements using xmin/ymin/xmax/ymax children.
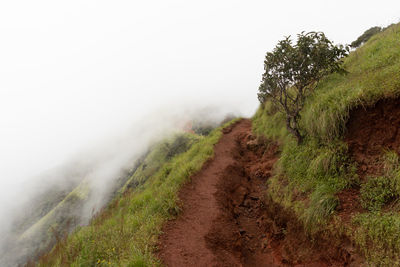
<box><xmin>258</xmin><ymin>31</ymin><xmax>348</xmax><ymax>144</ymax></box>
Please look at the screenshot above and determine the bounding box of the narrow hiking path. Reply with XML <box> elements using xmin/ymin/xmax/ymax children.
<box><xmin>158</xmin><ymin>119</ymin><xmax>282</xmax><ymax>266</ymax></box>
<box><xmin>158</xmin><ymin>119</ymin><xmax>355</xmax><ymax>266</ymax></box>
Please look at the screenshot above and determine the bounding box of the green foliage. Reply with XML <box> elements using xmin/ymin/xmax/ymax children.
<box><xmin>36</xmin><ymin>119</ymin><xmax>239</xmax><ymax>266</ymax></box>
<box><xmin>254</xmin><ymin>23</ymin><xmax>400</xmax><ymax>265</ymax></box>
<box><xmin>360</xmin><ymin>151</ymin><xmax>400</xmax><ymax>211</ymax></box>
<box><xmin>360</xmin><ymin>176</ymin><xmax>396</xmax><ymax>211</ymax></box>
<box><xmin>276</xmin><ymin>139</ymin><xmax>354</xmax><ymax>229</ymax></box>
<box><xmin>351</xmin><ymin>26</ymin><xmax>382</xmax><ymax>48</ymax></box>
<box><xmin>258</xmin><ymin>31</ymin><xmax>348</xmax><ymax>143</ymax></box>
<box><xmin>383</xmin><ymin>150</ymin><xmax>400</xmax><ymax>175</ymax></box>
<box><xmin>353</xmin><ymin>212</ymin><xmax>400</xmax><ymax>266</ymax></box>
<box><xmin>254</xmin><ymin>93</ymin><xmax>356</xmax><ymax>229</ymax></box>
<box><xmin>302</xmin><ymin>184</ymin><xmax>339</xmax><ymax>232</ymax></box>
<box><xmin>122</xmin><ymin>133</ymin><xmax>200</xmax><ymax>191</ymax></box>
<box><xmin>278</xmin><ymin>139</ymin><xmax>353</xmax><ymax>193</ymax></box>
<box><xmin>301</xmin><ymin>23</ymin><xmax>400</xmax><ymax>143</ymax></box>
<box><xmin>252</xmin><ymin>102</ymin><xmax>288</xmax><ymax>142</ymax></box>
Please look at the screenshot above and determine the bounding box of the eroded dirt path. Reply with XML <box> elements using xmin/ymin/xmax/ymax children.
<box><xmin>158</xmin><ymin>119</ymin><xmax>281</xmax><ymax>266</ymax></box>
<box><xmin>158</xmin><ymin>119</ymin><xmax>356</xmax><ymax>266</ymax></box>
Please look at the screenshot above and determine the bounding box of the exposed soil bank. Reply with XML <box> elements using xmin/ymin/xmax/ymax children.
<box><xmin>158</xmin><ymin>119</ymin><xmax>360</xmax><ymax>266</ymax></box>
<box><xmin>338</xmin><ymin>98</ymin><xmax>400</xmax><ymax>220</ymax></box>
<box><xmin>345</xmin><ymin>98</ymin><xmax>400</xmax><ymax>179</ymax></box>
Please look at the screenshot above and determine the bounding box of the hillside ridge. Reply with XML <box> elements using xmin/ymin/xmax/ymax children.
<box><xmin>159</xmin><ymin>119</ymin><xmax>362</xmax><ymax>266</ymax></box>
<box><xmin>32</xmin><ymin>23</ymin><xmax>400</xmax><ymax>266</ymax></box>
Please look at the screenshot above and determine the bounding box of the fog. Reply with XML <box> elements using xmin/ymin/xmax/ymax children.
<box><xmin>0</xmin><ymin>0</ymin><xmax>399</xmax><ymax>264</ymax></box>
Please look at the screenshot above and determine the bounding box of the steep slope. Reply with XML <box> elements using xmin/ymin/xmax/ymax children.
<box><xmin>159</xmin><ymin>120</ymin><xmax>361</xmax><ymax>266</ymax></box>
<box><xmin>31</xmin><ymin>23</ymin><xmax>400</xmax><ymax>267</ymax></box>
<box><xmin>252</xmin><ymin>23</ymin><xmax>400</xmax><ymax>266</ymax></box>
<box><xmin>2</xmin><ymin>133</ymin><xmax>198</xmax><ymax>266</ymax></box>
<box><xmin>35</xmin><ymin>120</ymin><xmax>238</xmax><ymax>266</ymax></box>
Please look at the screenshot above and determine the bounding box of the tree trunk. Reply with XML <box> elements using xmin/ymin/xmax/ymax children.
<box><xmin>286</xmin><ymin>117</ymin><xmax>303</xmax><ymax>145</ymax></box>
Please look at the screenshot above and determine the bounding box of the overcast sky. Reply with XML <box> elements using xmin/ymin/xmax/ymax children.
<box><xmin>0</xmin><ymin>0</ymin><xmax>399</xmax><ymax>201</ymax></box>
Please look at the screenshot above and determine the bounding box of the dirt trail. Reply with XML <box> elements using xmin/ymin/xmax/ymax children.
<box><xmin>158</xmin><ymin>120</ymin><xmax>253</xmax><ymax>266</ymax></box>
<box><xmin>158</xmin><ymin>119</ymin><xmax>356</xmax><ymax>266</ymax></box>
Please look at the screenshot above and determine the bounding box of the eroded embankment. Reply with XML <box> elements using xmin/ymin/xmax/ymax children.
<box><xmin>338</xmin><ymin>98</ymin><xmax>400</xmax><ymax>218</ymax></box>
<box><xmin>158</xmin><ymin>119</ymin><xmax>357</xmax><ymax>266</ymax></box>
<box><xmin>345</xmin><ymin>98</ymin><xmax>400</xmax><ymax>179</ymax></box>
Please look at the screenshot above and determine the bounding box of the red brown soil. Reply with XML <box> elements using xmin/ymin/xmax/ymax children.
<box><xmin>336</xmin><ymin>188</ymin><xmax>363</xmax><ymax>223</ymax></box>
<box><xmin>338</xmin><ymin>98</ymin><xmax>400</xmax><ymax>221</ymax></box>
<box><xmin>158</xmin><ymin>119</ymin><xmax>361</xmax><ymax>266</ymax></box>
<box><xmin>345</xmin><ymin>98</ymin><xmax>400</xmax><ymax>179</ymax></box>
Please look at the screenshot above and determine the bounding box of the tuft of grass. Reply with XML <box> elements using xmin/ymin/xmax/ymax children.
<box><xmin>36</xmin><ymin>119</ymin><xmax>240</xmax><ymax>266</ymax></box>
<box><xmin>302</xmin><ymin>184</ymin><xmax>339</xmax><ymax>232</ymax></box>
<box><xmin>383</xmin><ymin>150</ymin><xmax>400</xmax><ymax>175</ymax></box>
<box><xmin>360</xmin><ymin>176</ymin><xmax>396</xmax><ymax>211</ymax></box>
<box><xmin>360</xmin><ymin>151</ymin><xmax>400</xmax><ymax>211</ymax></box>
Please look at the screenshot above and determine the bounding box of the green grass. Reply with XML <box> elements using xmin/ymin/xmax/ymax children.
<box><xmin>18</xmin><ymin>133</ymin><xmax>200</xmax><ymax>265</ymax></box>
<box><xmin>302</xmin><ymin>24</ymin><xmax>400</xmax><ymax>143</ymax></box>
<box><xmin>352</xmin><ymin>212</ymin><xmax>400</xmax><ymax>266</ymax></box>
<box><xmin>360</xmin><ymin>151</ymin><xmax>400</xmax><ymax>212</ymax></box>
<box><xmin>253</xmin><ymin>23</ymin><xmax>400</xmax><ymax>265</ymax></box>
<box><xmin>120</xmin><ymin>133</ymin><xmax>201</xmax><ymax>192</ymax></box>
<box><xmin>360</xmin><ymin>176</ymin><xmax>395</xmax><ymax>211</ymax></box>
<box><xmin>36</xmin><ymin>119</ymin><xmax>239</xmax><ymax>266</ymax></box>
<box><xmin>34</xmin><ymin>23</ymin><xmax>400</xmax><ymax>267</ymax></box>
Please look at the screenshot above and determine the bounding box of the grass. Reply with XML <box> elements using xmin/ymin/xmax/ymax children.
<box><xmin>19</xmin><ymin>133</ymin><xmax>199</xmax><ymax>266</ymax></box>
<box><xmin>253</xmin><ymin>23</ymin><xmax>400</xmax><ymax>265</ymax></box>
<box><xmin>36</xmin><ymin>119</ymin><xmax>239</xmax><ymax>266</ymax></box>
<box><xmin>352</xmin><ymin>212</ymin><xmax>400</xmax><ymax>266</ymax></box>
<box><xmin>120</xmin><ymin>133</ymin><xmax>200</xmax><ymax>192</ymax></box>
<box><xmin>34</xmin><ymin>23</ymin><xmax>400</xmax><ymax>267</ymax></box>
<box><xmin>360</xmin><ymin>176</ymin><xmax>395</xmax><ymax>211</ymax></box>
<box><xmin>302</xmin><ymin>24</ymin><xmax>400</xmax><ymax>143</ymax></box>
<box><xmin>360</xmin><ymin>151</ymin><xmax>400</xmax><ymax>212</ymax></box>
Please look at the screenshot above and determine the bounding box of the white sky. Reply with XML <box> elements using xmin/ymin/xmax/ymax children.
<box><xmin>0</xmin><ymin>1</ymin><xmax>399</xmax><ymax>196</ymax></box>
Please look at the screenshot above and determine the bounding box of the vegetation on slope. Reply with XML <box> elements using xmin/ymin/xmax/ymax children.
<box><xmin>120</xmin><ymin>133</ymin><xmax>201</xmax><ymax>193</ymax></box>
<box><xmin>257</xmin><ymin>31</ymin><xmax>348</xmax><ymax>144</ymax></box>
<box><xmin>32</xmin><ymin>23</ymin><xmax>400</xmax><ymax>267</ymax></box>
<box><xmin>253</xmin><ymin>23</ymin><xmax>400</xmax><ymax>266</ymax></box>
<box><xmin>7</xmin><ymin>133</ymin><xmax>197</xmax><ymax>267</ymax></box>
<box><xmin>36</xmin><ymin>119</ymin><xmax>239</xmax><ymax>266</ymax></box>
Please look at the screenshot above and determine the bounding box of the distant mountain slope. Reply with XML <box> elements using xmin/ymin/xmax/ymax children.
<box><xmin>0</xmin><ymin>131</ymin><xmax>201</xmax><ymax>266</ymax></box>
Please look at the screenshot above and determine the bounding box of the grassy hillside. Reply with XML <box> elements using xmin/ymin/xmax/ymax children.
<box><xmin>1</xmin><ymin>132</ymin><xmax>199</xmax><ymax>266</ymax></box>
<box><xmin>253</xmin><ymin>23</ymin><xmax>400</xmax><ymax>266</ymax></box>
<box><xmin>36</xmin><ymin>120</ymin><xmax>239</xmax><ymax>266</ymax></box>
<box><xmin>30</xmin><ymin>24</ymin><xmax>400</xmax><ymax>267</ymax></box>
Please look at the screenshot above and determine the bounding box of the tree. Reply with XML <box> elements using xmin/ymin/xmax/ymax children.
<box><xmin>350</xmin><ymin>26</ymin><xmax>382</xmax><ymax>48</ymax></box>
<box><xmin>258</xmin><ymin>32</ymin><xmax>348</xmax><ymax>144</ymax></box>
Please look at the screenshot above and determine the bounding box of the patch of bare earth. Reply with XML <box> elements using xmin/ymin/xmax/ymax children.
<box><xmin>338</xmin><ymin>98</ymin><xmax>400</xmax><ymax>221</ymax></box>
<box><xmin>158</xmin><ymin>119</ymin><xmax>360</xmax><ymax>266</ymax></box>
<box><xmin>345</xmin><ymin>98</ymin><xmax>400</xmax><ymax>179</ymax></box>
